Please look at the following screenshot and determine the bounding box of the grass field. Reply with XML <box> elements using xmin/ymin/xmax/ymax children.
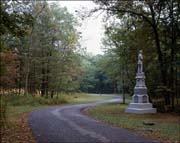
<box><xmin>87</xmin><ymin>103</ymin><xmax>180</xmax><ymax>143</ymax></box>
<box><xmin>70</xmin><ymin>94</ymin><xmax>117</xmax><ymax>104</ymax></box>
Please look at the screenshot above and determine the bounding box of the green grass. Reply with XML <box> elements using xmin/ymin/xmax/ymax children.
<box><xmin>88</xmin><ymin>103</ymin><xmax>180</xmax><ymax>142</ymax></box>
<box><xmin>7</xmin><ymin>105</ymin><xmax>48</xmax><ymax>119</ymax></box>
<box><xmin>70</xmin><ymin>94</ymin><xmax>117</xmax><ymax>104</ymax></box>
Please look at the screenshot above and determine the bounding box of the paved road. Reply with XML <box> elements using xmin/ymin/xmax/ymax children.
<box><xmin>29</xmin><ymin>96</ymin><xmax>158</xmax><ymax>143</ymax></box>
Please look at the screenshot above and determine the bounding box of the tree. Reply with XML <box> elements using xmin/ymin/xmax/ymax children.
<box><xmin>1</xmin><ymin>1</ymin><xmax>82</xmax><ymax>97</ymax></box>
<box><xmin>93</xmin><ymin>0</ymin><xmax>180</xmax><ymax>109</ymax></box>
<box><xmin>23</xmin><ymin>2</ymin><xmax>81</xmax><ymax>96</ymax></box>
<box><xmin>0</xmin><ymin>1</ymin><xmax>33</xmax><ymax>37</ymax></box>
<box><xmin>0</xmin><ymin>1</ymin><xmax>34</xmax><ymax>94</ymax></box>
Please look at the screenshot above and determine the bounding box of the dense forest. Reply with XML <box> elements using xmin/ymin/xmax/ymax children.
<box><xmin>0</xmin><ymin>0</ymin><xmax>180</xmax><ymax>114</ymax></box>
<box><xmin>92</xmin><ymin>0</ymin><xmax>180</xmax><ymax>111</ymax></box>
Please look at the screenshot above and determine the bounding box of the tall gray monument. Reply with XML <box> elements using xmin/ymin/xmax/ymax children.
<box><xmin>125</xmin><ymin>50</ymin><xmax>156</xmax><ymax>114</ymax></box>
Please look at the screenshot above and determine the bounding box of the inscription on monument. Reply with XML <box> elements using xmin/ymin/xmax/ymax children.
<box><xmin>142</xmin><ymin>95</ymin><xmax>147</xmax><ymax>103</ymax></box>
<box><xmin>134</xmin><ymin>95</ymin><xmax>138</xmax><ymax>103</ymax></box>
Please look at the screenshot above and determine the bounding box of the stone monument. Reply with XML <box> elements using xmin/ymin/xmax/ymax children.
<box><xmin>125</xmin><ymin>50</ymin><xmax>156</xmax><ymax>114</ymax></box>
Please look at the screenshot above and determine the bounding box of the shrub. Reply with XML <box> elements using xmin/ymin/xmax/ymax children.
<box><xmin>7</xmin><ymin>93</ymin><xmax>70</xmax><ymax>106</ymax></box>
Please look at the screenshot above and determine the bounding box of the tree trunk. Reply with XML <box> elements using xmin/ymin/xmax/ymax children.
<box><xmin>50</xmin><ymin>90</ymin><xmax>54</xmax><ymax>98</ymax></box>
<box><xmin>149</xmin><ymin>4</ymin><xmax>170</xmax><ymax>105</ymax></box>
<box><xmin>24</xmin><ymin>53</ymin><xmax>29</xmax><ymax>96</ymax></box>
<box><xmin>18</xmin><ymin>61</ymin><xmax>22</xmax><ymax>95</ymax></box>
<box><xmin>170</xmin><ymin>1</ymin><xmax>175</xmax><ymax>109</ymax></box>
<box><xmin>113</xmin><ymin>80</ymin><xmax>117</xmax><ymax>94</ymax></box>
<box><xmin>45</xmin><ymin>67</ymin><xmax>49</xmax><ymax>98</ymax></box>
<box><xmin>41</xmin><ymin>61</ymin><xmax>45</xmax><ymax>97</ymax></box>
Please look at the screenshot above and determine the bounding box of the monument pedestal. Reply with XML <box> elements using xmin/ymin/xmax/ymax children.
<box><xmin>125</xmin><ymin>50</ymin><xmax>156</xmax><ymax>114</ymax></box>
<box><xmin>125</xmin><ymin>103</ymin><xmax>156</xmax><ymax>114</ymax></box>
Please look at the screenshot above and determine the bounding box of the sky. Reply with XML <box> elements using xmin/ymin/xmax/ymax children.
<box><xmin>56</xmin><ymin>1</ymin><xmax>105</xmax><ymax>55</ymax></box>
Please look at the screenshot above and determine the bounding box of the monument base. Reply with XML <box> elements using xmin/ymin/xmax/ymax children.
<box><xmin>125</xmin><ymin>103</ymin><xmax>156</xmax><ymax>114</ymax></box>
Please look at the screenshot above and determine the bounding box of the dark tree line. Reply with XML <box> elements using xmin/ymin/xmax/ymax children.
<box><xmin>92</xmin><ymin>0</ymin><xmax>180</xmax><ymax>111</ymax></box>
<box><xmin>79</xmin><ymin>54</ymin><xmax>116</xmax><ymax>94</ymax></box>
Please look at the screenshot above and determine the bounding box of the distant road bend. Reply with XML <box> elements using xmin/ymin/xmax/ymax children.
<box><xmin>29</xmin><ymin>95</ymin><xmax>158</xmax><ymax>143</ymax></box>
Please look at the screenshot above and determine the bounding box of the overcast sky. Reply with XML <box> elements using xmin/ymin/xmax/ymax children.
<box><xmin>56</xmin><ymin>1</ymin><xmax>105</xmax><ymax>55</ymax></box>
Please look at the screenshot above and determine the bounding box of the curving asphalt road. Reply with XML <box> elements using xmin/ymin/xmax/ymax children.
<box><xmin>29</xmin><ymin>96</ymin><xmax>159</xmax><ymax>143</ymax></box>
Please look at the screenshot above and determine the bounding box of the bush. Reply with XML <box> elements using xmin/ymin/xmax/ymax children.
<box><xmin>36</xmin><ymin>95</ymin><xmax>68</xmax><ymax>105</ymax></box>
<box><xmin>3</xmin><ymin>93</ymin><xmax>69</xmax><ymax>106</ymax></box>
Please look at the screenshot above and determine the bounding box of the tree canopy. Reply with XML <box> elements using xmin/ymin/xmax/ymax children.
<box><xmin>92</xmin><ymin>0</ymin><xmax>180</xmax><ymax>110</ymax></box>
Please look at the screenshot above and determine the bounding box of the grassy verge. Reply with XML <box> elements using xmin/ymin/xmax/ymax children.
<box><xmin>70</xmin><ymin>94</ymin><xmax>117</xmax><ymax>104</ymax></box>
<box><xmin>1</xmin><ymin>93</ymin><xmax>117</xmax><ymax>143</ymax></box>
<box><xmin>87</xmin><ymin>103</ymin><xmax>180</xmax><ymax>143</ymax></box>
<box><xmin>1</xmin><ymin>105</ymin><xmax>47</xmax><ymax>143</ymax></box>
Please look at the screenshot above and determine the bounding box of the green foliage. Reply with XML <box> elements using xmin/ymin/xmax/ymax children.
<box><xmin>0</xmin><ymin>1</ymin><xmax>33</xmax><ymax>37</ymax></box>
<box><xmin>26</xmin><ymin>2</ymin><xmax>81</xmax><ymax>95</ymax></box>
<box><xmin>79</xmin><ymin>54</ymin><xmax>115</xmax><ymax>93</ymax></box>
<box><xmin>93</xmin><ymin>0</ymin><xmax>180</xmax><ymax>110</ymax></box>
<box><xmin>1</xmin><ymin>1</ymin><xmax>82</xmax><ymax>97</ymax></box>
<box><xmin>3</xmin><ymin>94</ymin><xmax>68</xmax><ymax>106</ymax></box>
